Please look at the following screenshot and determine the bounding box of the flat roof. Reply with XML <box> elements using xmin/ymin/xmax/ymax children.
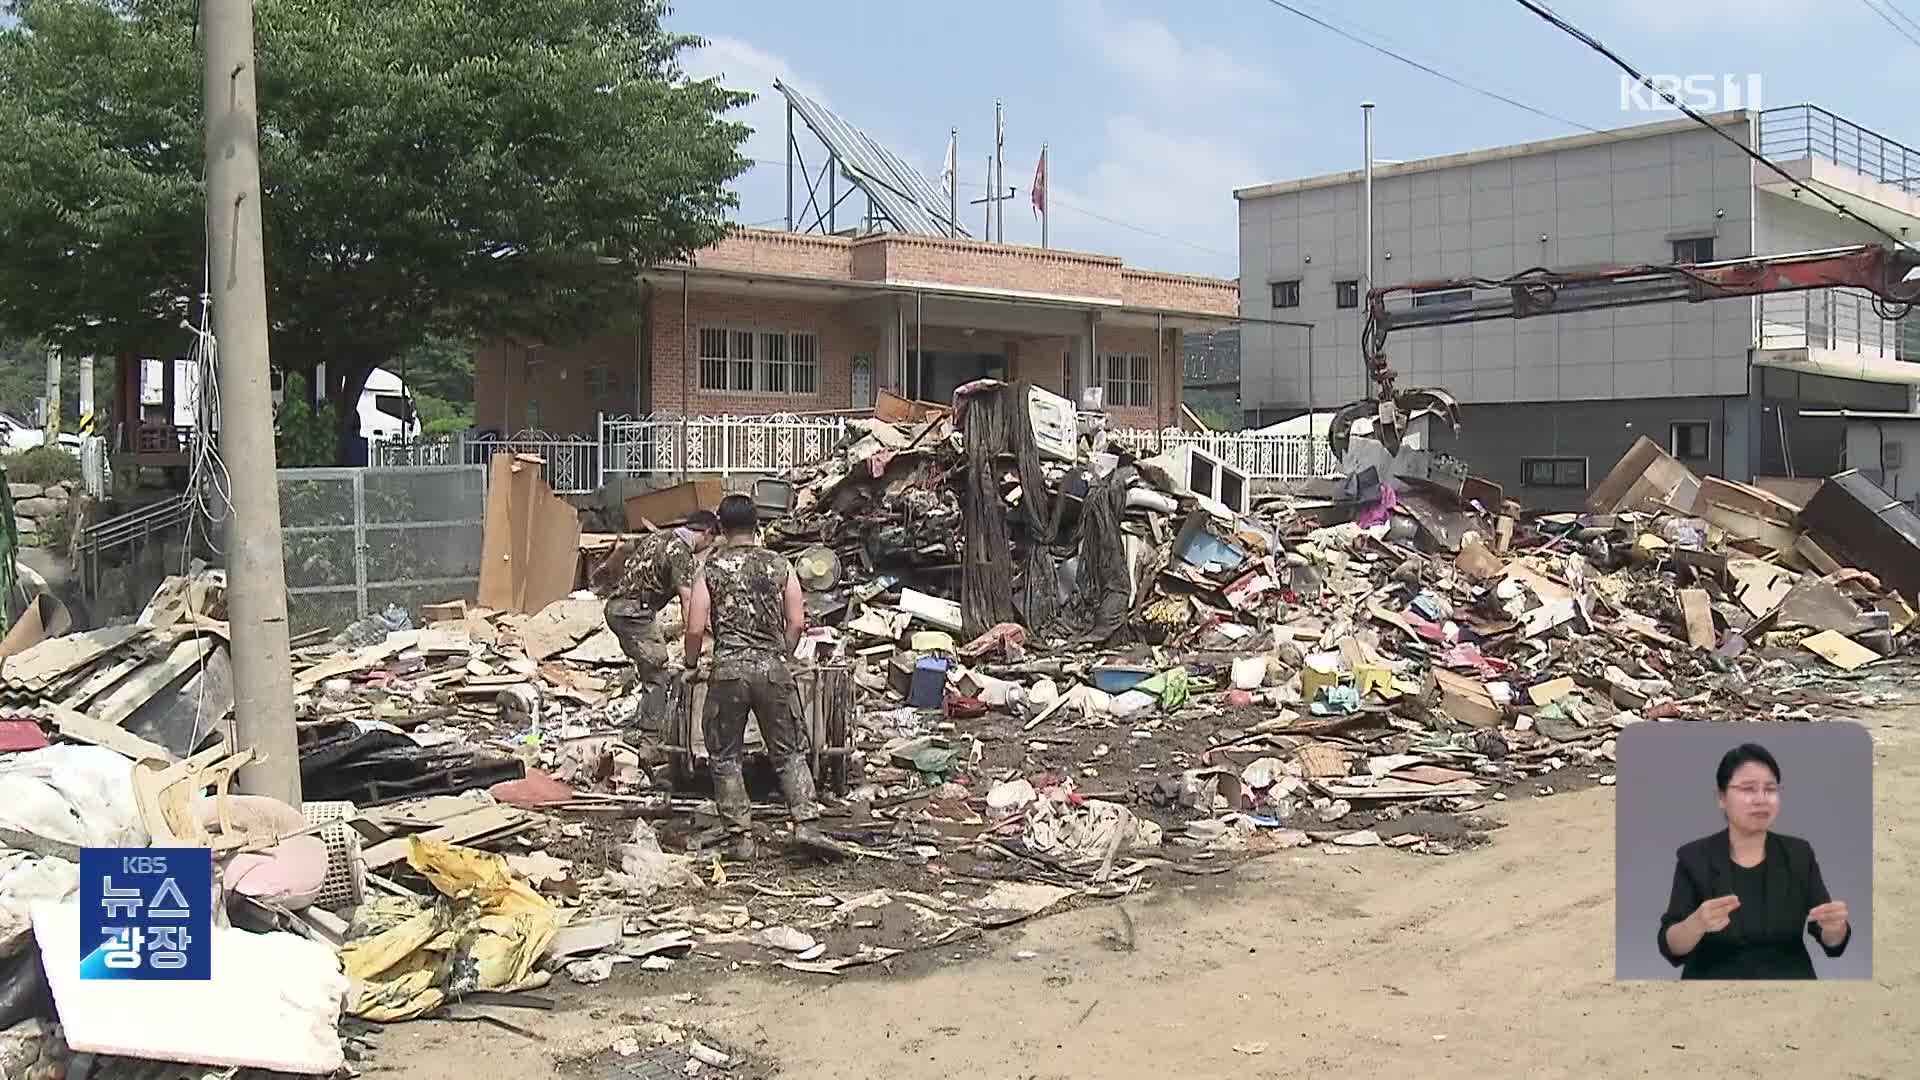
<box><xmin>1234</xmin><ymin>109</ymin><xmax>1752</xmax><ymax>202</ymax></box>
<box><xmin>1799</xmin><ymin>410</ymin><xmax>1920</xmax><ymax>421</ymax></box>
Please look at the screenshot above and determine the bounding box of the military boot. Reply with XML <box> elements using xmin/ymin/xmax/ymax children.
<box><xmin>712</xmin><ymin>769</ymin><xmax>755</xmax><ymax>860</ymax></box>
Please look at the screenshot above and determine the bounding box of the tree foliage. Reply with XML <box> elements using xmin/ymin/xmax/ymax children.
<box><xmin>0</xmin><ymin>0</ymin><xmax>749</xmax><ymax>451</ymax></box>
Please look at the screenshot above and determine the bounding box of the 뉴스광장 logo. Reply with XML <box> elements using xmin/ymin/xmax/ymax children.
<box><xmin>78</xmin><ymin>848</ymin><xmax>212</xmax><ymax>981</ymax></box>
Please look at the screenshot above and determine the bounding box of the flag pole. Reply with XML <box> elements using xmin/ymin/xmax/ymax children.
<box><xmin>949</xmin><ymin>128</ymin><xmax>959</xmax><ymax>238</ymax></box>
<box><xmin>1040</xmin><ymin>143</ymin><xmax>1049</xmax><ymax>249</ymax></box>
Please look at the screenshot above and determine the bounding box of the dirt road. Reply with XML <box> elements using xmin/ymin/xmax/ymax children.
<box><xmin>378</xmin><ymin>709</ymin><xmax>1917</xmax><ymax>1080</ymax></box>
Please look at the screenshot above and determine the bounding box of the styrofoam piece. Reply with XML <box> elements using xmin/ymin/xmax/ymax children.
<box><xmin>33</xmin><ymin>902</ymin><xmax>347</xmax><ymax>1074</ymax></box>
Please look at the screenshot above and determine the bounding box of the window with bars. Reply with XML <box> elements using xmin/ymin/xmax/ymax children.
<box><xmin>698</xmin><ymin>327</ymin><xmax>819</xmax><ymax>395</ymax></box>
<box><xmin>1102</xmin><ymin>353</ymin><xmax>1153</xmax><ymax>408</ymax></box>
<box><xmin>698</xmin><ymin>328</ymin><xmax>753</xmax><ymax>392</ymax></box>
<box><xmin>585</xmin><ymin>363</ymin><xmax>619</xmax><ymax>402</ymax></box>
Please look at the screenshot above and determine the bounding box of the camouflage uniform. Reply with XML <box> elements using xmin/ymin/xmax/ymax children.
<box><xmin>604</xmin><ymin>530</ymin><xmax>695</xmax><ymax>686</ymax></box>
<box><xmin>699</xmin><ymin>543</ymin><xmax>820</xmax><ymax>836</ymax></box>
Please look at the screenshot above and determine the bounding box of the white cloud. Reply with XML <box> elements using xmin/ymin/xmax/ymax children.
<box><xmin>1070</xmin><ymin>0</ymin><xmax>1280</xmax><ymax>100</ymax></box>
<box><xmin>680</xmin><ymin>36</ymin><xmax>825</xmax><ymax>170</ymax></box>
<box><xmin>1044</xmin><ymin>3</ymin><xmax>1280</xmax><ymax>273</ymax></box>
<box><xmin>1048</xmin><ymin>116</ymin><xmax>1256</xmax><ymax>274</ymax></box>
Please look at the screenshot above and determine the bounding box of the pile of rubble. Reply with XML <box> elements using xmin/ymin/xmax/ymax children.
<box><xmin>0</xmin><ymin>387</ymin><xmax>1915</xmax><ymax>1076</ymax></box>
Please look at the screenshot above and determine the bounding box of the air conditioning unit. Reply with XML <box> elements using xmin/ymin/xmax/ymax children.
<box><xmin>1026</xmin><ymin>384</ymin><xmax>1078</xmax><ymax>463</ymax></box>
<box><xmin>1171</xmin><ymin>444</ymin><xmax>1249</xmax><ymax>515</ymax></box>
<box><xmin>1882</xmin><ymin>441</ymin><xmax>1905</xmax><ymax>470</ymax></box>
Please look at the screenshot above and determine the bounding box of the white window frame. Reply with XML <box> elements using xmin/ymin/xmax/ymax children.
<box><xmin>1102</xmin><ymin>352</ymin><xmax>1153</xmax><ymax>409</ymax></box>
<box><xmin>698</xmin><ymin>325</ymin><xmax>819</xmax><ymax>396</ymax></box>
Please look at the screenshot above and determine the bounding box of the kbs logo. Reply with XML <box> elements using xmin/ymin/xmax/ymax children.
<box><xmin>1619</xmin><ymin>74</ymin><xmax>1763</xmax><ymax>113</ymax></box>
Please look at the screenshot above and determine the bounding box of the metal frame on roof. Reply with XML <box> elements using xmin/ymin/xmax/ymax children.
<box><xmin>775</xmin><ymin>79</ymin><xmax>970</xmax><ymax>240</ymax></box>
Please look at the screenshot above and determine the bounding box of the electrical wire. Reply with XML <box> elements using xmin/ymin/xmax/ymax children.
<box><xmin>1256</xmin><ymin>0</ymin><xmax>1604</xmax><ymax>134</ymax></box>
<box><xmin>1890</xmin><ymin>0</ymin><xmax>1920</xmax><ymax>37</ymax></box>
<box><xmin>1510</xmin><ymin>0</ymin><xmax>1918</xmax><ymax>255</ymax></box>
<box><xmin>1859</xmin><ymin>0</ymin><xmax>1920</xmax><ymax>47</ymax></box>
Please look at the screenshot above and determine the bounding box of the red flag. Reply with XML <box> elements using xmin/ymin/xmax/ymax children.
<box><xmin>1031</xmin><ymin>147</ymin><xmax>1047</xmax><ymax>217</ymax></box>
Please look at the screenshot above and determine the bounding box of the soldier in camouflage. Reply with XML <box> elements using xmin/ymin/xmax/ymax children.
<box><xmin>684</xmin><ymin>495</ymin><xmax>837</xmax><ymax>859</ymax></box>
<box><xmin>601</xmin><ymin>510</ymin><xmax>718</xmax><ymax>696</ymax></box>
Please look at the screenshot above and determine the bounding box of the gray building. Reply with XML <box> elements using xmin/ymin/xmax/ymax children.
<box><xmin>1234</xmin><ymin>105</ymin><xmax>1920</xmax><ymax>505</ymax></box>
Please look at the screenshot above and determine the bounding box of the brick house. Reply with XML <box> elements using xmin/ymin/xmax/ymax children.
<box><xmin>473</xmin><ymin>228</ymin><xmax>1239</xmax><ymax>437</ymax></box>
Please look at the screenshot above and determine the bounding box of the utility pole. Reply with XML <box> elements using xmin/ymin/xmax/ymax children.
<box><xmin>203</xmin><ymin>0</ymin><xmax>300</xmax><ymax>803</ymax></box>
<box><xmin>994</xmin><ymin>100</ymin><xmax>1005</xmax><ymax>244</ymax></box>
<box><xmin>1362</xmin><ymin>102</ymin><xmax>1376</xmax><ymax>295</ymax></box>
<box><xmin>948</xmin><ymin>129</ymin><xmax>959</xmax><ymax>239</ymax></box>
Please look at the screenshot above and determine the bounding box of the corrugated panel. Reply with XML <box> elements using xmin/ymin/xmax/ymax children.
<box><xmin>776</xmin><ymin>80</ymin><xmax>968</xmax><ymax>239</ymax></box>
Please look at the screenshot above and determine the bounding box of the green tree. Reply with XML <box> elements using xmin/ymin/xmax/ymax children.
<box><xmin>0</xmin><ymin>0</ymin><xmax>748</xmax><ymax>460</ymax></box>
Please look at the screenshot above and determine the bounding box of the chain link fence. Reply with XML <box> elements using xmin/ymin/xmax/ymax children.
<box><xmin>279</xmin><ymin>464</ymin><xmax>486</xmax><ymax>636</ymax></box>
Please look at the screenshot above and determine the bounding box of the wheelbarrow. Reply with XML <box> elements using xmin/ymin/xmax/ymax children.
<box><xmin>661</xmin><ymin>662</ymin><xmax>856</xmax><ymax>796</ymax></box>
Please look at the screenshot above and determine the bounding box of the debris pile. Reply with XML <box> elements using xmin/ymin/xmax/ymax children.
<box><xmin>0</xmin><ymin>400</ymin><xmax>1914</xmax><ymax>1073</ymax></box>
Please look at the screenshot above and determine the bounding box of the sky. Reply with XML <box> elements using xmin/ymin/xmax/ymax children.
<box><xmin>7</xmin><ymin>2</ymin><xmax>1917</xmax><ymax>279</ymax></box>
<box><xmin>677</xmin><ymin>0</ymin><xmax>1920</xmax><ymax>276</ymax></box>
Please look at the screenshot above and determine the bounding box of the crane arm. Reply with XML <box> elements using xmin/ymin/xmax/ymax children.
<box><xmin>1328</xmin><ymin>244</ymin><xmax>1920</xmax><ymax>459</ymax></box>
<box><xmin>1361</xmin><ymin>244</ymin><xmax>1920</xmax><ymax>400</ymax></box>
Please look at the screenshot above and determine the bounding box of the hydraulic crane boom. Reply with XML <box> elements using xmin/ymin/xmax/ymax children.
<box><xmin>1333</xmin><ymin>244</ymin><xmax>1920</xmax><ymax>456</ymax></box>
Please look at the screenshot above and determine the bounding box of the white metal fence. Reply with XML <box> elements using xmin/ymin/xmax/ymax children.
<box><xmin>373</xmin><ymin>414</ymin><xmax>1333</xmax><ymax>487</ymax></box>
<box><xmin>369</xmin><ymin>430</ymin><xmax>601</xmax><ymax>494</ymax></box>
<box><xmin>1109</xmin><ymin>428</ymin><xmax>1336</xmax><ymax>479</ymax></box>
<box><xmin>1759</xmin><ymin>289</ymin><xmax>1920</xmax><ymax>360</ymax></box>
<box><xmin>600</xmin><ymin>413</ymin><xmax>850</xmax><ymax>479</ymax></box>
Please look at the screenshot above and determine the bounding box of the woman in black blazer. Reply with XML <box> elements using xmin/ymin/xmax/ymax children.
<box><xmin>1657</xmin><ymin>743</ymin><xmax>1852</xmax><ymax>979</ymax></box>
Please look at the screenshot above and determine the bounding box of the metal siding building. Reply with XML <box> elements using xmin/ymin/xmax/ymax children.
<box><xmin>1235</xmin><ymin>107</ymin><xmax>1920</xmax><ymax>506</ymax></box>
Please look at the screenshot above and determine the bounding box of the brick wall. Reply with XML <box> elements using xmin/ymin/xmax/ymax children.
<box><xmin>689</xmin><ymin>230</ymin><xmax>853</xmax><ymax>278</ymax></box>
<box><xmin>1094</xmin><ymin>326</ymin><xmax>1184</xmax><ymax>430</ymax></box>
<box><xmin>852</xmin><ymin>234</ymin><xmax>1124</xmax><ymax>298</ymax></box>
<box><xmin>1120</xmin><ymin>269</ymin><xmax>1239</xmax><ymax>315</ymax></box>
<box><xmin>676</xmin><ymin>229</ymin><xmax>1235</xmax><ymax>312</ymax></box>
<box><xmin>650</xmin><ymin>288</ymin><xmax>874</xmax><ymax>415</ymax></box>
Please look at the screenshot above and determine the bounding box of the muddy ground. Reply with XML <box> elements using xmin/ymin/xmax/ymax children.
<box><xmin>368</xmin><ymin>703</ymin><xmax>1917</xmax><ymax>1080</ymax></box>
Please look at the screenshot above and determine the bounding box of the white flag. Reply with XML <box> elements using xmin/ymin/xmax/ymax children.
<box><xmin>942</xmin><ymin>132</ymin><xmax>956</xmax><ymax>196</ymax></box>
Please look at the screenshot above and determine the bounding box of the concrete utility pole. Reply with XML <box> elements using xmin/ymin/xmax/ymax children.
<box><xmin>994</xmin><ymin>100</ymin><xmax>1005</xmax><ymax>244</ymax></box>
<box><xmin>203</xmin><ymin>0</ymin><xmax>300</xmax><ymax>803</ymax></box>
<box><xmin>1362</xmin><ymin>102</ymin><xmax>1376</xmax><ymax>295</ymax></box>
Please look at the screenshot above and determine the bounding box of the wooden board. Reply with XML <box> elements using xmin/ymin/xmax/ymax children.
<box><xmin>45</xmin><ymin>704</ymin><xmax>178</xmax><ymax>763</ymax></box>
<box><xmin>1794</xmin><ymin>534</ymin><xmax>1846</xmax><ymax>576</ymax></box>
<box><xmin>517</xmin><ymin>597</ymin><xmax>605</xmax><ymax>662</ymax></box>
<box><xmin>1433</xmin><ymin>669</ymin><xmax>1502</xmax><ymax>729</ymax></box>
<box><xmin>1679</xmin><ymin>588</ymin><xmax>1716</xmax><ymax>650</ymax></box>
<box><xmin>479</xmin><ymin>452</ymin><xmax>584</xmax><ymax>614</ymax></box>
<box><xmin>359</xmin><ymin>804</ymin><xmax>531</xmax><ymax>870</ymax></box>
<box><xmin>1587</xmin><ymin>436</ymin><xmax>1699</xmax><ymax>516</ymax></box>
<box><xmin>91</xmin><ymin>638</ymin><xmax>215</xmax><ymax>729</ymax></box>
<box><xmin>1729</xmin><ymin>559</ymin><xmax>1796</xmax><ymax>618</ymax></box>
<box><xmin>1455</xmin><ymin>538</ymin><xmax>1506</xmax><ymax>580</ymax></box>
<box><xmin>1527</xmin><ymin>677</ymin><xmax>1576</xmax><ymax>707</ymax></box>
<box><xmin>1801</xmin><ymin>630</ymin><xmax>1878</xmax><ymax>671</ymax></box>
<box><xmin>1</xmin><ymin>625</ymin><xmax>147</xmax><ymax>690</ymax></box>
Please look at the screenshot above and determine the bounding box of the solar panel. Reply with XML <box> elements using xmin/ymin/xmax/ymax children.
<box><xmin>775</xmin><ymin>80</ymin><xmax>970</xmax><ymax>239</ymax></box>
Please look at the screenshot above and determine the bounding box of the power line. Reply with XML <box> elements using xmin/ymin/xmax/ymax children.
<box><xmin>1510</xmin><ymin>0</ymin><xmax>1916</xmax><ymax>254</ymax></box>
<box><xmin>1256</xmin><ymin>0</ymin><xmax>1604</xmax><ymax>134</ymax></box>
<box><xmin>1048</xmin><ymin>195</ymin><xmax>1237</xmax><ymax>260</ymax></box>
<box><xmin>1858</xmin><ymin>0</ymin><xmax>1920</xmax><ymax>48</ymax></box>
<box><xmin>1883</xmin><ymin>0</ymin><xmax>1920</xmax><ymax>38</ymax></box>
